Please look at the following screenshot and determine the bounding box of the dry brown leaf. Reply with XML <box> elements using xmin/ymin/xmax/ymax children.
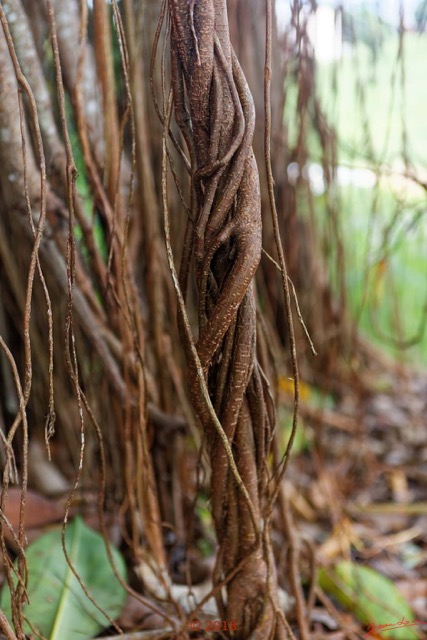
<box><xmin>2</xmin><ymin>487</ymin><xmax>64</xmax><ymax>530</ymax></box>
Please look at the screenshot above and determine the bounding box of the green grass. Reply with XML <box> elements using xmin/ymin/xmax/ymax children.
<box><xmin>318</xmin><ymin>32</ymin><xmax>427</xmax><ymax>169</ymax></box>
<box><xmin>311</xmin><ymin>32</ymin><xmax>427</xmax><ymax>364</ymax></box>
<box><xmin>339</xmin><ymin>184</ymin><xmax>427</xmax><ymax>364</ymax></box>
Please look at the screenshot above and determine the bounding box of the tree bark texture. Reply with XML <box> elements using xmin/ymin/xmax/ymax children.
<box><xmin>0</xmin><ymin>0</ymin><xmax>167</xmax><ymax>575</ymax></box>
<box><xmin>167</xmin><ymin>2</ymin><xmax>285</xmax><ymax>637</ymax></box>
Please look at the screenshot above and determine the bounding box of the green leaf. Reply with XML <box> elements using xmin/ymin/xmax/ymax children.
<box><xmin>0</xmin><ymin>516</ymin><xmax>127</xmax><ymax>640</ymax></box>
<box><xmin>319</xmin><ymin>561</ymin><xmax>421</xmax><ymax>639</ymax></box>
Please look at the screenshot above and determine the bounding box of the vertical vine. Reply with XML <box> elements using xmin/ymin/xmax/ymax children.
<box><xmin>164</xmin><ymin>2</ymin><xmax>288</xmax><ymax>636</ymax></box>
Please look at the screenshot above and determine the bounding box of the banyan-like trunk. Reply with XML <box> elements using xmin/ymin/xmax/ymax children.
<box><xmin>167</xmin><ymin>2</ymin><xmax>286</xmax><ymax>637</ymax></box>
<box><xmin>0</xmin><ymin>0</ymin><xmax>167</xmax><ymax>578</ymax></box>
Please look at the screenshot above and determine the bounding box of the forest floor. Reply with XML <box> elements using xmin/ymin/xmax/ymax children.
<box><xmin>1</xmin><ymin>358</ymin><xmax>426</xmax><ymax>640</ymax></box>
<box><xmin>283</xmin><ymin>357</ymin><xmax>427</xmax><ymax>639</ymax></box>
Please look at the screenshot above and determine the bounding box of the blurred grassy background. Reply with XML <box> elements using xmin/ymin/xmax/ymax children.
<box><xmin>286</xmin><ymin>24</ymin><xmax>427</xmax><ymax>365</ymax></box>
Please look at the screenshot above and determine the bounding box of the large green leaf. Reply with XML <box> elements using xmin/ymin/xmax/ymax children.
<box><xmin>0</xmin><ymin>516</ymin><xmax>127</xmax><ymax>639</ymax></box>
<box><xmin>319</xmin><ymin>561</ymin><xmax>421</xmax><ymax>639</ymax></box>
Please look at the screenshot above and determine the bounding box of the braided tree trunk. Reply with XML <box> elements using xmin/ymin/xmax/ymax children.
<box><xmin>168</xmin><ymin>2</ymin><xmax>286</xmax><ymax>638</ymax></box>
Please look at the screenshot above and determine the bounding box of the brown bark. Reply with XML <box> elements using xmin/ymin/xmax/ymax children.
<box><xmin>166</xmin><ymin>2</ymin><xmax>285</xmax><ymax>637</ymax></box>
<box><xmin>0</xmin><ymin>0</ymin><xmax>167</xmax><ymax>578</ymax></box>
<box><xmin>93</xmin><ymin>0</ymin><xmax>121</xmax><ymax>207</ymax></box>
